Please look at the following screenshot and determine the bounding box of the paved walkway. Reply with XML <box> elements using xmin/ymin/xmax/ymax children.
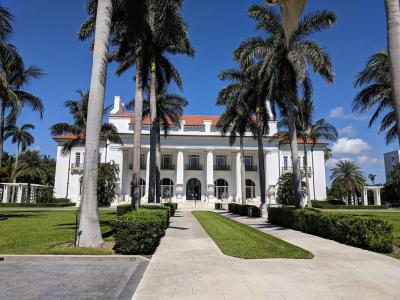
<box><xmin>134</xmin><ymin>208</ymin><xmax>400</xmax><ymax>300</ymax></box>
<box><xmin>0</xmin><ymin>256</ymin><xmax>148</xmax><ymax>300</ymax></box>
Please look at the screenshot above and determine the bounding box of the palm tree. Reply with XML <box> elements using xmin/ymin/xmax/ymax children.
<box><xmin>146</xmin><ymin>0</ymin><xmax>194</xmax><ymax>203</ymax></box>
<box><xmin>353</xmin><ymin>51</ymin><xmax>398</xmax><ymax>145</ymax></box>
<box><xmin>50</xmin><ymin>90</ymin><xmax>122</xmax><ymax>154</ymax></box>
<box><xmin>280</xmin><ymin>97</ymin><xmax>338</xmax><ymax>206</ymax></box>
<box><xmin>216</xmin><ymin>72</ymin><xmax>256</xmax><ymax>205</ymax></box>
<box><xmin>324</xmin><ymin>148</ymin><xmax>332</xmax><ymax>163</ymax></box>
<box><xmin>234</xmin><ymin>6</ymin><xmax>335</xmax><ymax>207</ymax></box>
<box><xmin>0</xmin><ymin>45</ymin><xmax>44</xmax><ymax>164</ymax></box>
<box><xmin>14</xmin><ymin>150</ymin><xmax>47</xmax><ymax>203</ymax></box>
<box><xmin>217</xmin><ymin>67</ymin><xmax>269</xmax><ymax>209</ymax></box>
<box><xmin>4</xmin><ymin>123</ymin><xmax>34</xmax><ymax>181</ymax></box>
<box><xmin>368</xmin><ymin>174</ymin><xmax>376</xmax><ymax>185</ymax></box>
<box><xmin>0</xmin><ymin>4</ymin><xmax>13</xmax><ymax>41</ymax></box>
<box><xmin>384</xmin><ymin>0</ymin><xmax>400</xmax><ymax>144</ymax></box>
<box><xmin>330</xmin><ymin>160</ymin><xmax>365</xmax><ymax>205</ymax></box>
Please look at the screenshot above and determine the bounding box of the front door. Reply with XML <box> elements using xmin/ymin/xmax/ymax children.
<box><xmin>186</xmin><ymin>178</ymin><xmax>201</xmax><ymax>200</ymax></box>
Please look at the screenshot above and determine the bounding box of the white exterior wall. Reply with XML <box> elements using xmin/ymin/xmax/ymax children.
<box><xmin>53</xmin><ymin>97</ymin><xmax>328</xmax><ymax>204</ymax></box>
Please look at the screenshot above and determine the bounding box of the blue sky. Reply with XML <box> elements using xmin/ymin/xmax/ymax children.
<box><xmin>3</xmin><ymin>0</ymin><xmax>395</xmax><ymax>184</ymax></box>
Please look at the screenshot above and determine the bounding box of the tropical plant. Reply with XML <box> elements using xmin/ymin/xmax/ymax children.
<box><xmin>216</xmin><ymin>69</ymin><xmax>257</xmax><ymax>205</ymax></box>
<box><xmin>276</xmin><ymin>173</ymin><xmax>296</xmax><ymax>205</ymax></box>
<box><xmin>330</xmin><ymin>160</ymin><xmax>365</xmax><ymax>205</ymax></box>
<box><xmin>0</xmin><ymin>151</ymin><xmax>14</xmax><ymax>182</ymax></box>
<box><xmin>368</xmin><ymin>173</ymin><xmax>376</xmax><ymax>185</ymax></box>
<box><xmin>4</xmin><ymin>123</ymin><xmax>35</xmax><ymax>181</ymax></box>
<box><xmin>0</xmin><ymin>4</ymin><xmax>13</xmax><ymax>42</ymax></box>
<box><xmin>0</xmin><ymin>45</ymin><xmax>44</xmax><ymax>164</ymax></box>
<box><xmin>42</xmin><ymin>155</ymin><xmax>56</xmax><ymax>186</ymax></box>
<box><xmin>50</xmin><ymin>90</ymin><xmax>122</xmax><ymax>154</ymax></box>
<box><xmin>384</xmin><ymin>0</ymin><xmax>400</xmax><ymax>144</ymax></box>
<box><xmin>234</xmin><ymin>5</ymin><xmax>336</xmax><ymax>207</ymax></box>
<box><xmin>324</xmin><ymin>148</ymin><xmax>332</xmax><ymax>163</ymax></box>
<box><xmin>97</xmin><ymin>161</ymin><xmax>120</xmax><ymax>207</ymax></box>
<box><xmin>14</xmin><ymin>150</ymin><xmax>47</xmax><ymax>202</ymax></box>
<box><xmin>353</xmin><ymin>51</ymin><xmax>398</xmax><ymax>145</ymax></box>
<box><xmin>383</xmin><ymin>164</ymin><xmax>400</xmax><ymax>202</ymax></box>
<box><xmin>217</xmin><ymin>67</ymin><xmax>269</xmax><ymax>208</ymax></box>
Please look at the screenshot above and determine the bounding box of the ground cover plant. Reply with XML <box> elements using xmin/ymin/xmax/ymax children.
<box><xmin>192</xmin><ymin>211</ymin><xmax>313</xmax><ymax>259</ymax></box>
<box><xmin>0</xmin><ymin>210</ymin><xmax>115</xmax><ymax>255</ymax></box>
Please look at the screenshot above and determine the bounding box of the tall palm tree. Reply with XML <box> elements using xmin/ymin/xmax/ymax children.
<box><xmin>368</xmin><ymin>173</ymin><xmax>376</xmax><ymax>185</ymax></box>
<box><xmin>353</xmin><ymin>51</ymin><xmax>398</xmax><ymax>145</ymax></box>
<box><xmin>50</xmin><ymin>90</ymin><xmax>122</xmax><ymax>154</ymax></box>
<box><xmin>146</xmin><ymin>0</ymin><xmax>194</xmax><ymax>203</ymax></box>
<box><xmin>324</xmin><ymin>148</ymin><xmax>332</xmax><ymax>163</ymax></box>
<box><xmin>4</xmin><ymin>123</ymin><xmax>34</xmax><ymax>181</ymax></box>
<box><xmin>14</xmin><ymin>150</ymin><xmax>47</xmax><ymax>203</ymax></box>
<box><xmin>234</xmin><ymin>6</ymin><xmax>335</xmax><ymax>207</ymax></box>
<box><xmin>216</xmin><ymin>74</ymin><xmax>256</xmax><ymax>205</ymax></box>
<box><xmin>217</xmin><ymin>67</ymin><xmax>269</xmax><ymax>209</ymax></box>
<box><xmin>330</xmin><ymin>160</ymin><xmax>365</xmax><ymax>205</ymax></box>
<box><xmin>0</xmin><ymin>4</ymin><xmax>13</xmax><ymax>41</ymax></box>
<box><xmin>280</xmin><ymin>98</ymin><xmax>338</xmax><ymax>206</ymax></box>
<box><xmin>384</xmin><ymin>0</ymin><xmax>400</xmax><ymax>144</ymax></box>
<box><xmin>0</xmin><ymin>45</ymin><xmax>44</xmax><ymax>164</ymax></box>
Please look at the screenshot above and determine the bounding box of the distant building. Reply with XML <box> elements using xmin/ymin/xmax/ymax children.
<box><xmin>384</xmin><ymin>150</ymin><xmax>400</xmax><ymax>180</ymax></box>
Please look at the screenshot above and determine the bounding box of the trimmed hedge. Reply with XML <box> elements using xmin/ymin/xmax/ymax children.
<box><xmin>0</xmin><ymin>202</ymin><xmax>76</xmax><ymax>208</ymax></box>
<box><xmin>112</xmin><ymin>208</ymin><xmax>169</xmax><ymax>254</ymax></box>
<box><xmin>311</xmin><ymin>200</ymin><xmax>389</xmax><ymax>210</ymax></box>
<box><xmin>268</xmin><ymin>207</ymin><xmax>393</xmax><ymax>253</ymax></box>
<box><xmin>117</xmin><ymin>203</ymin><xmax>178</xmax><ymax>218</ymax></box>
<box><xmin>163</xmin><ymin>203</ymin><xmax>178</xmax><ymax>216</ymax></box>
<box><xmin>116</xmin><ymin>204</ymin><xmax>132</xmax><ymax>217</ymax></box>
<box><xmin>228</xmin><ymin>203</ymin><xmax>261</xmax><ymax>218</ymax></box>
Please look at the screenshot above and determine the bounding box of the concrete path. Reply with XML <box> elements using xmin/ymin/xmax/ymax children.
<box><xmin>0</xmin><ymin>256</ymin><xmax>148</xmax><ymax>300</ymax></box>
<box><xmin>134</xmin><ymin>208</ymin><xmax>400</xmax><ymax>300</ymax></box>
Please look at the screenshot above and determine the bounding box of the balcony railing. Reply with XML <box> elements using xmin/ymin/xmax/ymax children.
<box><xmin>128</xmin><ymin>163</ymin><xmax>146</xmax><ymax>170</ymax></box>
<box><xmin>214</xmin><ymin>165</ymin><xmax>230</xmax><ymax>171</ymax></box>
<box><xmin>162</xmin><ymin>164</ymin><xmax>176</xmax><ymax>170</ymax></box>
<box><xmin>245</xmin><ymin>165</ymin><xmax>257</xmax><ymax>171</ymax></box>
<box><xmin>71</xmin><ymin>163</ymin><xmax>84</xmax><ymax>171</ymax></box>
<box><xmin>185</xmin><ymin>164</ymin><xmax>203</xmax><ymax>170</ymax></box>
<box><xmin>282</xmin><ymin>167</ymin><xmax>312</xmax><ymax>174</ymax></box>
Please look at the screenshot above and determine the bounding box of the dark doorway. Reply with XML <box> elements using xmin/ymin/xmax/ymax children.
<box><xmin>186</xmin><ymin>178</ymin><xmax>201</xmax><ymax>200</ymax></box>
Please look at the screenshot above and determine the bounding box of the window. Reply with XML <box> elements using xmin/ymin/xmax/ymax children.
<box><xmin>160</xmin><ymin>178</ymin><xmax>174</xmax><ymax>198</ymax></box>
<box><xmin>189</xmin><ymin>155</ymin><xmax>199</xmax><ymax>168</ymax></box>
<box><xmin>244</xmin><ymin>156</ymin><xmax>253</xmax><ymax>168</ymax></box>
<box><xmin>216</xmin><ymin>156</ymin><xmax>226</xmax><ymax>169</ymax></box>
<box><xmin>245</xmin><ymin>179</ymin><xmax>256</xmax><ymax>199</ymax></box>
<box><xmin>162</xmin><ymin>155</ymin><xmax>173</xmax><ymax>169</ymax></box>
<box><xmin>140</xmin><ymin>154</ymin><xmax>146</xmax><ymax>169</ymax></box>
<box><xmin>214</xmin><ymin>179</ymin><xmax>228</xmax><ymax>199</ymax></box>
<box><xmin>75</xmin><ymin>152</ymin><xmax>81</xmax><ymax>166</ymax></box>
<box><xmin>283</xmin><ymin>156</ymin><xmax>288</xmax><ymax>170</ymax></box>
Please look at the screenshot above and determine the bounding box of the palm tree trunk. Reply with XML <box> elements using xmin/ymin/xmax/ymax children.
<box><xmin>78</xmin><ymin>0</ymin><xmax>112</xmax><ymax>247</ymax></box>
<box><xmin>311</xmin><ymin>144</ymin><xmax>316</xmax><ymax>201</ymax></box>
<box><xmin>302</xmin><ymin>137</ymin><xmax>311</xmax><ymax>207</ymax></box>
<box><xmin>385</xmin><ymin>0</ymin><xmax>400</xmax><ymax>144</ymax></box>
<box><xmin>131</xmin><ymin>62</ymin><xmax>144</xmax><ymax>210</ymax></box>
<box><xmin>155</xmin><ymin>119</ymin><xmax>161</xmax><ymax>203</ymax></box>
<box><xmin>0</xmin><ymin>101</ymin><xmax>5</xmax><ymax>165</ymax></box>
<box><xmin>12</xmin><ymin>143</ymin><xmax>19</xmax><ymax>183</ymax></box>
<box><xmin>239</xmin><ymin>137</ymin><xmax>247</xmax><ymax>205</ymax></box>
<box><xmin>148</xmin><ymin>59</ymin><xmax>157</xmax><ymax>203</ymax></box>
<box><xmin>256</xmin><ymin>108</ymin><xmax>266</xmax><ymax>209</ymax></box>
<box><xmin>288</xmin><ymin>108</ymin><xmax>303</xmax><ymax>208</ymax></box>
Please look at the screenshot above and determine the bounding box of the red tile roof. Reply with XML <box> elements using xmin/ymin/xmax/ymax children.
<box><xmin>112</xmin><ymin>113</ymin><xmax>221</xmax><ymax>126</ymax></box>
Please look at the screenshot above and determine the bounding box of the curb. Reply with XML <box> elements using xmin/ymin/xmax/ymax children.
<box><xmin>0</xmin><ymin>255</ymin><xmax>150</xmax><ymax>262</ymax></box>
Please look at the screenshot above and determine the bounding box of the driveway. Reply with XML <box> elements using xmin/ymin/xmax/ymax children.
<box><xmin>0</xmin><ymin>256</ymin><xmax>148</xmax><ymax>300</ymax></box>
<box><xmin>134</xmin><ymin>208</ymin><xmax>400</xmax><ymax>300</ymax></box>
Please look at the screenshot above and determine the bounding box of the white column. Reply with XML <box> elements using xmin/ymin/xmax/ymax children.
<box><xmin>176</xmin><ymin>150</ymin><xmax>184</xmax><ymax>201</ymax></box>
<box><xmin>236</xmin><ymin>152</ymin><xmax>242</xmax><ymax>202</ymax></box>
<box><xmin>17</xmin><ymin>185</ymin><xmax>23</xmax><ymax>203</ymax></box>
<box><xmin>362</xmin><ymin>188</ymin><xmax>368</xmax><ymax>206</ymax></box>
<box><xmin>144</xmin><ymin>151</ymin><xmax>150</xmax><ymax>203</ymax></box>
<box><xmin>265</xmin><ymin>151</ymin><xmax>270</xmax><ymax>205</ymax></box>
<box><xmin>374</xmin><ymin>189</ymin><xmax>381</xmax><ymax>206</ymax></box>
<box><xmin>206</xmin><ymin>150</ymin><xmax>214</xmax><ymax>202</ymax></box>
<box><xmin>2</xmin><ymin>185</ymin><xmax>8</xmax><ymax>203</ymax></box>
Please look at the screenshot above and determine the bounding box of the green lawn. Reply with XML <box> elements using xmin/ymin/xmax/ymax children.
<box><xmin>0</xmin><ymin>210</ymin><xmax>116</xmax><ymax>255</ymax></box>
<box><xmin>192</xmin><ymin>211</ymin><xmax>313</xmax><ymax>259</ymax></box>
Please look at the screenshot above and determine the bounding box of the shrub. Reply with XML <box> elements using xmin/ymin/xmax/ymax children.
<box><xmin>276</xmin><ymin>173</ymin><xmax>296</xmax><ymax>205</ymax></box>
<box><xmin>268</xmin><ymin>207</ymin><xmax>393</xmax><ymax>253</ymax></box>
<box><xmin>117</xmin><ymin>204</ymin><xmax>132</xmax><ymax>217</ymax></box>
<box><xmin>311</xmin><ymin>201</ymin><xmax>389</xmax><ymax>210</ymax></box>
<box><xmin>112</xmin><ymin>209</ymin><xmax>169</xmax><ymax>254</ymax></box>
<box><xmin>98</xmin><ymin>162</ymin><xmax>120</xmax><ymax>207</ymax></box>
<box><xmin>163</xmin><ymin>203</ymin><xmax>177</xmax><ymax>216</ymax></box>
<box><xmin>0</xmin><ymin>202</ymin><xmax>75</xmax><ymax>208</ymax></box>
<box><xmin>228</xmin><ymin>203</ymin><xmax>260</xmax><ymax>218</ymax></box>
<box><xmin>35</xmin><ymin>186</ymin><xmax>54</xmax><ymax>203</ymax></box>
<box><xmin>141</xmin><ymin>205</ymin><xmax>170</xmax><ymax>227</ymax></box>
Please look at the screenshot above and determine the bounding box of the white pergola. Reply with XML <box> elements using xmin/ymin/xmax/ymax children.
<box><xmin>361</xmin><ymin>185</ymin><xmax>383</xmax><ymax>206</ymax></box>
<box><xmin>0</xmin><ymin>183</ymin><xmax>49</xmax><ymax>203</ymax></box>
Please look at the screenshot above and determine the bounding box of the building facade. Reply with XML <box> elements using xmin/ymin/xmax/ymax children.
<box><xmin>384</xmin><ymin>150</ymin><xmax>400</xmax><ymax>180</ymax></box>
<box><xmin>53</xmin><ymin>96</ymin><xmax>328</xmax><ymax>205</ymax></box>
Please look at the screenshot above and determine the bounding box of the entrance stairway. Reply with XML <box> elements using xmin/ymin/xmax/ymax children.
<box><xmin>179</xmin><ymin>202</ymin><xmax>215</xmax><ymax>211</ymax></box>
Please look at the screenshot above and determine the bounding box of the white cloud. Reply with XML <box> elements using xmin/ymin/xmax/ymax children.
<box><xmin>332</xmin><ymin>138</ymin><xmax>371</xmax><ymax>155</ymax></box>
<box><xmin>329</xmin><ymin>106</ymin><xmax>368</xmax><ymax>121</ymax></box>
<box><xmin>338</xmin><ymin>125</ymin><xmax>356</xmax><ymax>137</ymax></box>
<box><xmin>326</xmin><ymin>157</ymin><xmax>352</xmax><ymax>168</ymax></box>
<box><xmin>356</xmin><ymin>155</ymin><xmax>381</xmax><ymax>165</ymax></box>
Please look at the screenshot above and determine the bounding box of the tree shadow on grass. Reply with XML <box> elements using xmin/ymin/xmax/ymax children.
<box><xmin>0</xmin><ymin>212</ymin><xmax>43</xmax><ymax>221</ymax></box>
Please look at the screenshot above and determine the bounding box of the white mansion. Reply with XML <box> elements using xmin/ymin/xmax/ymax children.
<box><xmin>53</xmin><ymin>96</ymin><xmax>328</xmax><ymax>204</ymax></box>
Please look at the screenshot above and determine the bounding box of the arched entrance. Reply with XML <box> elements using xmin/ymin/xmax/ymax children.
<box><xmin>186</xmin><ymin>178</ymin><xmax>201</xmax><ymax>200</ymax></box>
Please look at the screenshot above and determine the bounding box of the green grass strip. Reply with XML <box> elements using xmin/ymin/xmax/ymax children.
<box><xmin>192</xmin><ymin>211</ymin><xmax>313</xmax><ymax>259</ymax></box>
